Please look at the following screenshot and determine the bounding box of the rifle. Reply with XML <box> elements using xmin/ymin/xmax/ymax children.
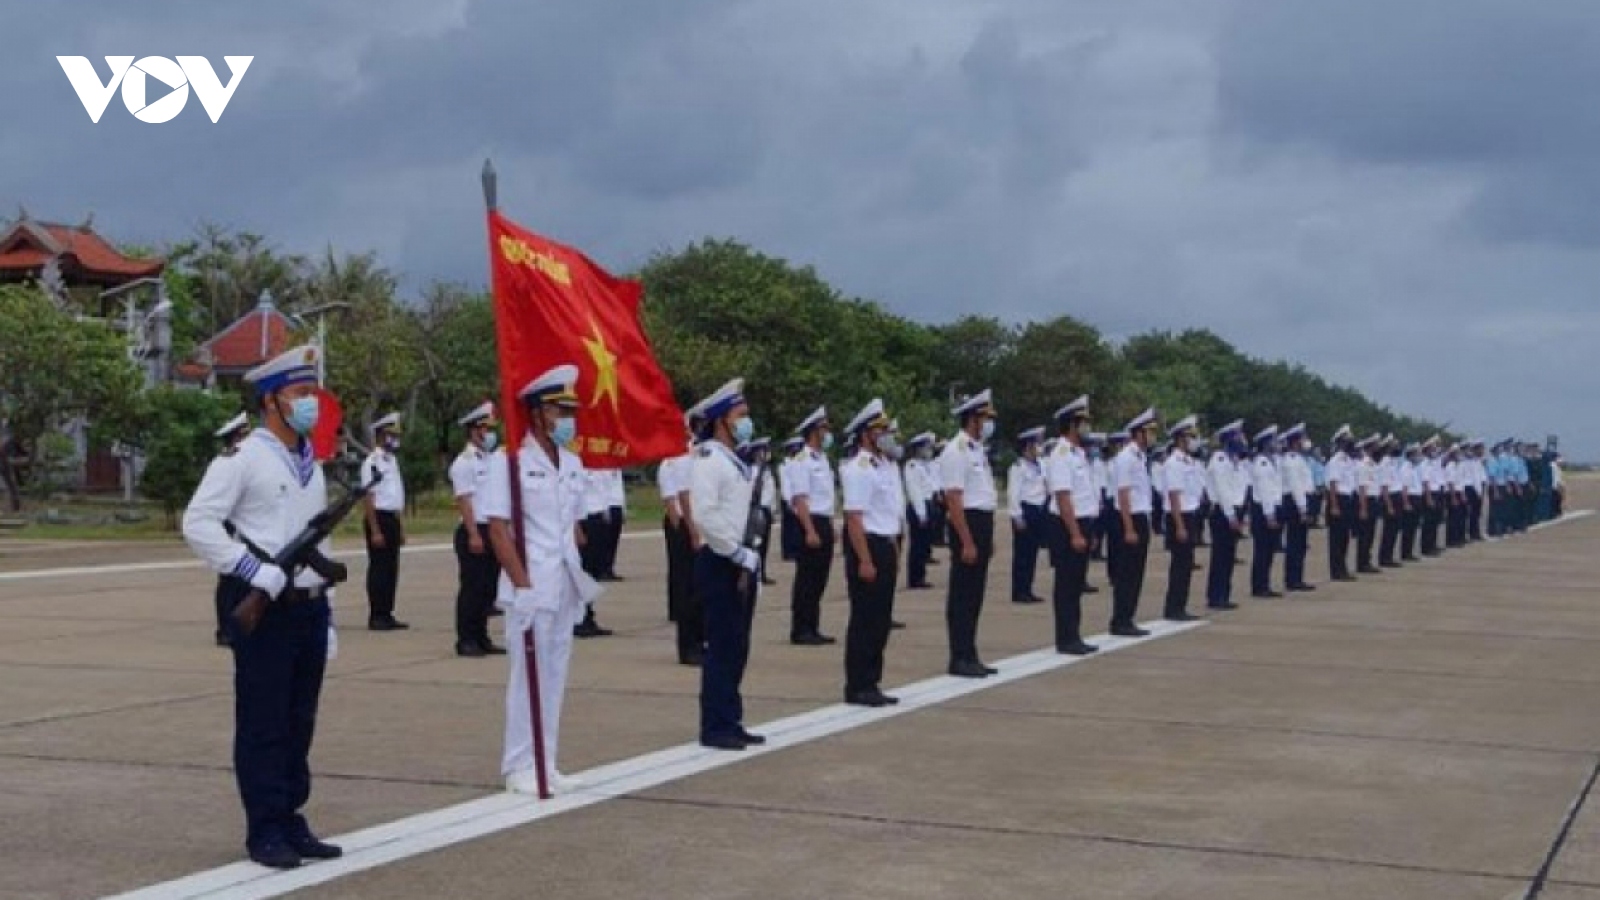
<box><xmin>231</xmin><ymin>470</ymin><xmax>382</xmax><ymax>636</ymax></box>
<box><xmin>736</xmin><ymin>458</ymin><xmax>770</xmax><ymax>595</ymax></box>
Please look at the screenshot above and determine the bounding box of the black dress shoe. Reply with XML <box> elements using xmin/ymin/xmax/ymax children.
<box><xmin>679</xmin><ymin>652</ymin><xmax>704</xmax><ymax>667</ymax></box>
<box><xmin>1012</xmin><ymin>595</ymin><xmax>1044</xmax><ymax>604</ymax></box>
<box><xmin>846</xmin><ymin>690</ymin><xmax>892</xmax><ymax>708</ymax></box>
<box><xmin>1358</xmin><ymin>566</ymin><xmax>1382</xmax><ymax>575</ymax></box>
<box><xmin>369</xmin><ymin>617</ymin><xmax>410</xmax><ymax>631</ymax></box>
<box><xmin>248</xmin><ymin>841</ymin><xmax>302</xmax><ymax>870</ymax></box>
<box><xmin>1332</xmin><ymin>574</ymin><xmax>1357</xmax><ymax>582</ymax></box>
<box><xmin>1207</xmin><ymin>601</ymin><xmax>1239</xmax><ymax>610</ymax></box>
<box><xmin>1288</xmin><ymin>584</ymin><xmax>1317</xmax><ymax>592</ymax></box>
<box><xmin>761</xmin><ymin>577</ymin><xmax>778</xmax><ymax>586</ymax></box>
<box><xmin>700</xmin><ymin>734</ymin><xmax>747</xmax><ymax>751</ymax></box>
<box><xmin>1082</xmin><ymin>584</ymin><xmax>1101</xmax><ymax>594</ymax></box>
<box><xmin>488</xmin><ymin>607</ymin><xmax>503</xmax><ymax>617</ymax></box>
<box><xmin>456</xmin><ymin>641</ymin><xmax>487</xmax><ymax>658</ymax></box>
<box><xmin>978</xmin><ymin>662</ymin><xmax>999</xmax><ymax>675</ymax></box>
<box><xmin>1057</xmin><ymin>641</ymin><xmax>1099</xmax><ymax>656</ymax></box>
<box><xmin>573</xmin><ymin>620</ymin><xmax>614</xmax><ymax>638</ymax></box>
<box><xmin>1165</xmin><ymin>612</ymin><xmax>1200</xmax><ymax>622</ymax></box>
<box><xmin>1110</xmin><ymin>625</ymin><xmax>1151</xmax><ymax>638</ymax></box>
<box><xmin>1402</xmin><ymin>555</ymin><xmax>1420</xmax><ymax>562</ymax></box>
<box><xmin>738</xmin><ymin>729</ymin><xmax>767</xmax><ymax>745</ymax></box>
<box><xmin>480</xmin><ymin>641</ymin><xmax>507</xmax><ymax>655</ymax></box>
<box><xmin>791</xmin><ymin>633</ymin><xmax>835</xmax><ymax>646</ymax></box>
<box><xmin>889</xmin><ymin>620</ymin><xmax>907</xmax><ymax>630</ymax></box>
<box><xmin>948</xmin><ymin>660</ymin><xmax>990</xmax><ymax>678</ymax></box>
<box><xmin>1251</xmin><ymin>591</ymin><xmax>1283</xmax><ymax>599</ymax></box>
<box><xmin>907</xmin><ymin>582</ymin><xmax>933</xmax><ymax>590</ymax></box>
<box><xmin>287</xmin><ymin>833</ymin><xmax>343</xmax><ymax>860</ymax></box>
<box><xmin>1380</xmin><ymin>561</ymin><xmax>1402</xmax><ymax>569</ymax></box>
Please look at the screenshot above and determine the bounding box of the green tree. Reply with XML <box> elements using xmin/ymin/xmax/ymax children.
<box><xmin>133</xmin><ymin>387</ymin><xmax>238</xmax><ymax>528</ymax></box>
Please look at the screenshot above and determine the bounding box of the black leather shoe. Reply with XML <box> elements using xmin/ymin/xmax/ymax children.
<box><xmin>1288</xmin><ymin>584</ymin><xmax>1317</xmax><ymax>592</ymax></box>
<box><xmin>948</xmin><ymin>660</ymin><xmax>989</xmax><ymax>678</ymax></box>
<box><xmin>978</xmin><ymin>662</ymin><xmax>999</xmax><ymax>675</ymax></box>
<box><xmin>1402</xmin><ymin>555</ymin><xmax>1420</xmax><ymax>562</ymax></box>
<box><xmin>573</xmin><ymin>620</ymin><xmax>614</xmax><ymax>638</ymax></box>
<box><xmin>1012</xmin><ymin>595</ymin><xmax>1043</xmax><ymax>604</ymax></box>
<box><xmin>369</xmin><ymin>617</ymin><xmax>410</xmax><ymax>631</ymax></box>
<box><xmin>1332</xmin><ymin>574</ymin><xmax>1358</xmax><ymax>582</ymax></box>
<box><xmin>456</xmin><ymin>641</ymin><xmax>487</xmax><ymax>658</ymax></box>
<box><xmin>1057</xmin><ymin>641</ymin><xmax>1099</xmax><ymax>656</ymax></box>
<box><xmin>1380</xmin><ymin>561</ymin><xmax>1402</xmax><ymax>569</ymax></box>
<box><xmin>761</xmin><ymin>577</ymin><xmax>778</xmax><ymax>586</ymax></box>
<box><xmin>1358</xmin><ymin>566</ymin><xmax>1382</xmax><ymax>575</ymax></box>
<box><xmin>1208</xmin><ymin>602</ymin><xmax>1239</xmax><ymax>610</ymax></box>
<box><xmin>889</xmin><ymin>620</ymin><xmax>907</xmax><ymax>630</ymax></box>
<box><xmin>846</xmin><ymin>690</ymin><xmax>892</xmax><ymax>708</ymax></box>
<box><xmin>1251</xmin><ymin>591</ymin><xmax>1283</xmax><ymax>599</ymax></box>
<box><xmin>287</xmin><ymin>833</ymin><xmax>342</xmax><ymax>860</ymax></box>
<box><xmin>700</xmin><ymin>734</ymin><xmax>747</xmax><ymax>751</ymax></box>
<box><xmin>907</xmin><ymin>582</ymin><xmax>933</xmax><ymax>590</ymax></box>
<box><xmin>737</xmin><ymin>729</ymin><xmax>767</xmax><ymax>745</ymax></box>
<box><xmin>248</xmin><ymin>841</ymin><xmax>302</xmax><ymax>870</ymax></box>
<box><xmin>1165</xmin><ymin>612</ymin><xmax>1200</xmax><ymax>622</ymax></box>
<box><xmin>791</xmin><ymin>633</ymin><xmax>836</xmax><ymax>646</ymax></box>
<box><xmin>1082</xmin><ymin>584</ymin><xmax>1101</xmax><ymax>594</ymax></box>
<box><xmin>480</xmin><ymin>641</ymin><xmax>507</xmax><ymax>655</ymax></box>
<box><xmin>1110</xmin><ymin>625</ymin><xmax>1151</xmax><ymax>638</ymax></box>
<box><xmin>679</xmin><ymin>650</ymin><xmax>704</xmax><ymax>667</ymax></box>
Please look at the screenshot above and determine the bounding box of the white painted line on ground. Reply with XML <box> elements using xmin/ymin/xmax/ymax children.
<box><xmin>0</xmin><ymin>532</ymin><xmax>655</xmax><ymax>583</ymax></box>
<box><xmin>101</xmin><ymin>618</ymin><xmax>1206</xmax><ymax>900</ymax></box>
<box><xmin>1529</xmin><ymin>509</ymin><xmax>1594</xmax><ymax>532</ymax></box>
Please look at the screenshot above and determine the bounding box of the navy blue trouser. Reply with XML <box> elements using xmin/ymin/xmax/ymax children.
<box><xmin>697</xmin><ymin>548</ymin><xmax>756</xmax><ymax>741</ymax></box>
<box><xmin>906</xmin><ymin>505</ymin><xmax>932</xmax><ymax>587</ymax></box>
<box><xmin>1282</xmin><ymin>500</ymin><xmax>1309</xmax><ymax>587</ymax></box>
<box><xmin>1328</xmin><ymin>494</ymin><xmax>1356</xmax><ymax>577</ymax></box>
<box><xmin>947</xmin><ymin>510</ymin><xmax>995</xmax><ymax>664</ymax></box>
<box><xmin>1250</xmin><ymin>502</ymin><xmax>1281</xmax><ymax>594</ymax></box>
<box><xmin>1048</xmin><ymin>515</ymin><xmax>1095</xmax><ymax>647</ymax></box>
<box><xmin>1206</xmin><ymin>507</ymin><xmax>1240</xmax><ymax>606</ymax></box>
<box><xmin>225</xmin><ymin>577</ymin><xmax>329</xmax><ymax>851</ymax></box>
<box><xmin>1012</xmin><ymin>503</ymin><xmax>1048</xmax><ymax>599</ymax></box>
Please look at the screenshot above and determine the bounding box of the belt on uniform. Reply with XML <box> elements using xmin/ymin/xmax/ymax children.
<box><xmin>281</xmin><ymin>588</ymin><xmax>327</xmax><ymax>604</ymax></box>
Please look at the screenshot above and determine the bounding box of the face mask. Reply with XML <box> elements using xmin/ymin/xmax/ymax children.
<box><xmin>821</xmin><ymin>432</ymin><xmax>835</xmax><ymax>452</ymax></box>
<box><xmin>979</xmin><ymin>420</ymin><xmax>996</xmax><ymax>442</ymax></box>
<box><xmin>283</xmin><ymin>395</ymin><xmax>319</xmax><ymax>435</ymax></box>
<box><xmin>386</xmin><ymin>436</ymin><xmax>402</xmax><ymax>451</ymax></box>
<box><xmin>551</xmin><ymin>418</ymin><xmax>576</xmax><ymax>447</ymax></box>
<box><xmin>482</xmin><ymin>432</ymin><xmax>499</xmax><ymax>452</ymax></box>
<box><xmin>732</xmin><ymin>417</ymin><xmax>755</xmax><ymax>445</ymax></box>
<box><xmin>877</xmin><ymin>433</ymin><xmax>899</xmax><ymax>456</ymax></box>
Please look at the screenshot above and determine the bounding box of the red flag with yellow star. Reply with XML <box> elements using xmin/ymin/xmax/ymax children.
<box><xmin>487</xmin><ymin>210</ymin><xmax>684</xmax><ymax>468</ymax></box>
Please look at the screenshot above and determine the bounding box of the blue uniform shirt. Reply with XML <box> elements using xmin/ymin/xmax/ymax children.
<box><xmin>1309</xmin><ymin>457</ymin><xmax>1327</xmax><ymax>489</ymax></box>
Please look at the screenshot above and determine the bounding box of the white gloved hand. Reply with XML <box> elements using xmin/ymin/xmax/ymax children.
<box><xmin>326</xmin><ymin>625</ymin><xmax>339</xmax><ymax>661</ymax></box>
<box><xmin>732</xmin><ymin>547</ymin><xmax>760</xmax><ymax>573</ymax></box>
<box><xmin>249</xmin><ymin>563</ymin><xmax>288</xmax><ymax>598</ymax></box>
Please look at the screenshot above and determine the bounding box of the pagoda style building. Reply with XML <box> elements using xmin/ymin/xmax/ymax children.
<box><xmin>176</xmin><ymin>292</ymin><xmax>298</xmax><ymax>391</ymax></box>
<box><xmin>0</xmin><ymin>210</ymin><xmax>165</xmax><ymax>314</ymax></box>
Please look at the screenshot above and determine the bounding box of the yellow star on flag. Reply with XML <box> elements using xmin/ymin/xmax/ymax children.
<box><xmin>582</xmin><ymin>317</ymin><xmax>621</xmax><ymax>413</ymax></box>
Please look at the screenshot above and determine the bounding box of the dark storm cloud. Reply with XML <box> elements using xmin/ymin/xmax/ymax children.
<box><xmin>3</xmin><ymin>0</ymin><xmax>1597</xmax><ymax>455</ymax></box>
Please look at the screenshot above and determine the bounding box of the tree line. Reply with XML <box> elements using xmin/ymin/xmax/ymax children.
<box><xmin>0</xmin><ymin>227</ymin><xmax>1451</xmax><ymax>521</ymax></box>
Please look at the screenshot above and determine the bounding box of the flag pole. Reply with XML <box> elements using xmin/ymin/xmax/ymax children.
<box><xmin>484</xmin><ymin>158</ymin><xmax>552</xmax><ymax>801</ymax></box>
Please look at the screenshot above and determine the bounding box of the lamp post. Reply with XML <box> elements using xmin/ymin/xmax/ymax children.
<box><xmin>293</xmin><ymin>302</ymin><xmax>351</xmax><ymax>386</ymax></box>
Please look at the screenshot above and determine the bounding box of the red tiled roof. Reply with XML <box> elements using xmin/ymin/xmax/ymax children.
<box><xmin>201</xmin><ymin>306</ymin><xmax>296</xmax><ymax>371</ymax></box>
<box><xmin>0</xmin><ymin>220</ymin><xmax>164</xmax><ymax>278</ymax></box>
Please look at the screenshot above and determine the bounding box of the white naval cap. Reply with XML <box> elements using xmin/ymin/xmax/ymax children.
<box><xmin>1085</xmin><ymin>432</ymin><xmax>1107</xmax><ymax>445</ymax></box>
<box><xmin>1167</xmin><ymin>414</ymin><xmax>1198</xmax><ymax>438</ymax></box>
<box><xmin>1108</xmin><ymin>429</ymin><xmax>1131</xmax><ymax>443</ymax></box>
<box><xmin>214</xmin><ymin>412</ymin><xmax>249</xmax><ymax>439</ymax></box>
<box><xmin>906</xmin><ymin>431</ymin><xmax>936</xmax><ymax>448</ymax></box>
<box><xmin>1016</xmin><ymin>426</ymin><xmax>1046</xmax><ymax>444</ymax></box>
<box><xmin>738</xmin><ymin>436</ymin><xmax>771</xmax><ymax>454</ymax></box>
<box><xmin>458</xmin><ymin>401</ymin><xmax>495</xmax><ymax>427</ymax></box>
<box><xmin>1422</xmin><ymin>433</ymin><xmax>1440</xmax><ymax>449</ymax></box>
<box><xmin>1282</xmin><ymin>423</ymin><xmax>1307</xmax><ymax>441</ymax></box>
<box><xmin>795</xmin><ymin>406</ymin><xmax>828</xmax><ymax>435</ymax></box>
<box><xmin>952</xmin><ymin>389</ymin><xmax>995</xmax><ymax>419</ymax></box>
<box><xmin>1357</xmin><ymin>433</ymin><xmax>1380</xmax><ymax>449</ymax></box>
<box><xmin>1054</xmin><ymin>395</ymin><xmax>1090</xmax><ymax>423</ymax></box>
<box><xmin>844</xmin><ymin>398</ymin><xmax>890</xmax><ymax>438</ymax></box>
<box><xmin>1254</xmin><ymin>424</ymin><xmax>1278</xmax><ymax>445</ymax></box>
<box><xmin>781</xmin><ymin>435</ymin><xmax>805</xmax><ymax>453</ymax></box>
<box><xmin>518</xmin><ymin>364</ymin><xmax>581</xmax><ymax>408</ymax></box>
<box><xmin>1124</xmin><ymin>407</ymin><xmax>1157</xmax><ymax>432</ymax></box>
<box><xmin>243</xmin><ymin>344</ymin><xmax>319</xmax><ymax>392</ymax></box>
<box><xmin>1217</xmin><ymin>419</ymin><xmax>1245</xmax><ymax>439</ymax></box>
<box><xmin>1332</xmin><ymin>424</ymin><xmax>1354</xmax><ymax>443</ymax></box>
<box><xmin>372</xmin><ymin>412</ymin><xmax>403</xmax><ymax>434</ymax></box>
<box><xmin>695</xmin><ymin>378</ymin><xmax>747</xmax><ymax>424</ymax></box>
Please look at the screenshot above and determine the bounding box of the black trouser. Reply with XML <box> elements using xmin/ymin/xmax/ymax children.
<box><xmin>223</xmin><ymin>578</ymin><xmax>328</xmax><ymax>853</ymax></box>
<box><xmin>664</xmin><ymin>516</ymin><xmax>702</xmax><ymax>659</ymax></box>
<box><xmin>1283</xmin><ymin>499</ymin><xmax>1309</xmax><ymax>588</ymax></box>
<box><xmin>1401</xmin><ymin>497</ymin><xmax>1422</xmax><ymax>558</ymax></box>
<box><xmin>602</xmin><ymin>505</ymin><xmax>625</xmax><ymax>575</ymax></box>
<box><xmin>1099</xmin><ymin>502</ymin><xmax>1119</xmax><ymax>579</ymax></box>
<box><xmin>1307</xmin><ymin>492</ymin><xmax>1324</xmax><ymax>523</ymax></box>
<box><xmin>1446</xmin><ymin>495</ymin><xmax>1468</xmax><ymax>547</ymax></box>
<box><xmin>946</xmin><ymin>509</ymin><xmax>994</xmax><ymax>664</ymax></box>
<box><xmin>930</xmin><ymin>498</ymin><xmax>948</xmax><ymax>547</ymax></box>
<box><xmin>1012</xmin><ymin>503</ymin><xmax>1047</xmax><ymax>599</ymax></box>
<box><xmin>1207</xmin><ymin>507</ymin><xmax>1241</xmax><ymax>606</ymax></box>
<box><xmin>1465</xmin><ymin>488</ymin><xmax>1483</xmax><ymax>540</ymax></box>
<box><xmin>1165</xmin><ymin>509</ymin><xmax>1199</xmax><ymax>617</ymax></box>
<box><xmin>780</xmin><ymin>503</ymin><xmax>800</xmax><ymax>561</ymax></box>
<box><xmin>1151</xmin><ymin>493</ymin><xmax>1166</xmax><ymax>535</ymax></box>
<box><xmin>364</xmin><ymin>511</ymin><xmax>401</xmax><ymax>619</ymax></box>
<box><xmin>758</xmin><ymin>510</ymin><xmax>774</xmax><ymax>578</ymax></box>
<box><xmin>791</xmin><ymin>515</ymin><xmax>834</xmax><ymax>639</ymax></box>
<box><xmin>1356</xmin><ymin>497</ymin><xmax>1378</xmax><ymax>569</ymax></box>
<box><xmin>214</xmin><ymin>576</ymin><xmax>232</xmax><ymax>641</ymax></box>
<box><xmin>580</xmin><ymin>512</ymin><xmax>607</xmax><ymax>578</ymax></box>
<box><xmin>1049</xmin><ymin>515</ymin><xmax>1094</xmax><ymax>647</ymax></box>
<box><xmin>454</xmin><ymin>523</ymin><xmax>500</xmax><ymax>647</ymax></box>
<box><xmin>844</xmin><ymin>534</ymin><xmax>898</xmax><ymax>695</ymax></box>
<box><xmin>1109</xmin><ymin>512</ymin><xmax>1151</xmax><ymax>629</ymax></box>
<box><xmin>697</xmin><ymin>549</ymin><xmax>756</xmax><ymax>742</ymax></box>
<box><xmin>1422</xmin><ymin>492</ymin><xmax>1445</xmax><ymax>553</ymax></box>
<box><xmin>1378</xmin><ymin>502</ymin><xmax>1402</xmax><ymax>565</ymax></box>
<box><xmin>1249</xmin><ymin>502</ymin><xmax>1281</xmax><ymax>594</ymax></box>
<box><xmin>906</xmin><ymin>505</ymin><xmax>932</xmax><ymax>587</ymax></box>
<box><xmin>1328</xmin><ymin>493</ymin><xmax>1355</xmax><ymax>578</ymax></box>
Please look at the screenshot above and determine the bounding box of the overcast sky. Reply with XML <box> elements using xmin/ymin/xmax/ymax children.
<box><xmin>4</xmin><ymin>0</ymin><xmax>1596</xmax><ymax>457</ymax></box>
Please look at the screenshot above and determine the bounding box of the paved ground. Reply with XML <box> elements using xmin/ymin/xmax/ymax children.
<box><xmin>1</xmin><ymin>483</ymin><xmax>1596</xmax><ymax>900</ymax></box>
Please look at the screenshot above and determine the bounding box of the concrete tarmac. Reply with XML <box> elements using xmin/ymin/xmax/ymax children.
<box><xmin>1</xmin><ymin>484</ymin><xmax>1596</xmax><ymax>899</ymax></box>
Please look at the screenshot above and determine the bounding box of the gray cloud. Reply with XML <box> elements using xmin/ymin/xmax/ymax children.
<box><xmin>3</xmin><ymin>0</ymin><xmax>1596</xmax><ymax>456</ymax></box>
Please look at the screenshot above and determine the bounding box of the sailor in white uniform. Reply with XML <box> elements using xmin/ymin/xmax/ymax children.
<box><xmin>361</xmin><ymin>411</ymin><xmax>408</xmax><ymax>631</ymax></box>
<box><xmin>938</xmin><ymin>389</ymin><xmax>1000</xmax><ymax>678</ymax></box>
<box><xmin>840</xmin><ymin>399</ymin><xmax>906</xmax><ymax>707</ymax></box>
<box><xmin>448</xmin><ymin>401</ymin><xmax>504</xmax><ymax>657</ymax></box>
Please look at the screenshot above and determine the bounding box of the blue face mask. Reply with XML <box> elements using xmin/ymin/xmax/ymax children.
<box><xmin>551</xmin><ymin>418</ymin><xmax>576</xmax><ymax>447</ymax></box>
<box><xmin>979</xmin><ymin>420</ymin><xmax>996</xmax><ymax>442</ymax></box>
<box><xmin>732</xmin><ymin>417</ymin><xmax>754</xmax><ymax>445</ymax></box>
<box><xmin>283</xmin><ymin>395</ymin><xmax>319</xmax><ymax>435</ymax></box>
<box><xmin>821</xmin><ymin>432</ymin><xmax>835</xmax><ymax>452</ymax></box>
<box><xmin>482</xmin><ymin>432</ymin><xmax>499</xmax><ymax>452</ymax></box>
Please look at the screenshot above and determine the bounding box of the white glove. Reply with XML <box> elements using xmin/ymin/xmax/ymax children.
<box><xmin>326</xmin><ymin>625</ymin><xmax>339</xmax><ymax>661</ymax></box>
<box><xmin>249</xmin><ymin>563</ymin><xmax>288</xmax><ymax>598</ymax></box>
<box><xmin>732</xmin><ymin>547</ymin><xmax>760</xmax><ymax>573</ymax></box>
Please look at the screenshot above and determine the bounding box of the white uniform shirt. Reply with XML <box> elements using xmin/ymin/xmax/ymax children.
<box><xmin>1443</xmin><ymin>460</ymin><xmax>1462</xmax><ymax>491</ymax></box>
<box><xmin>1404</xmin><ymin>459</ymin><xmax>1425</xmax><ymax>496</ymax></box>
<box><xmin>1005</xmin><ymin>457</ymin><xmax>1048</xmax><ymax>521</ymax></box>
<box><xmin>602</xmin><ymin>468</ymin><xmax>627</xmax><ymax>510</ymax></box>
<box><xmin>759</xmin><ymin>467</ymin><xmax>778</xmax><ymax>513</ymax></box>
<box><xmin>1163</xmin><ymin>450</ymin><xmax>1205</xmax><ymax>513</ymax></box>
<box><xmin>842</xmin><ymin>451</ymin><xmax>905</xmax><ymax>537</ymax></box>
<box><xmin>1326</xmin><ymin>451</ymin><xmax>1357</xmax><ymax>496</ymax></box>
<box><xmin>789</xmin><ymin>446</ymin><xmax>837</xmax><ymax>517</ymax></box>
<box><xmin>582</xmin><ymin>469</ymin><xmax>611</xmax><ymax>517</ymax></box>
<box><xmin>1045</xmin><ymin>441</ymin><xmax>1098</xmax><ymax>520</ymax></box>
<box><xmin>480</xmin><ymin>437</ymin><xmax>596</xmax><ymax>613</ymax></box>
<box><xmin>1281</xmin><ymin>451</ymin><xmax>1314</xmax><ymax>513</ymax></box>
<box><xmin>183</xmin><ymin>430</ymin><xmax>331</xmax><ymax>590</ymax></box>
<box><xmin>1356</xmin><ymin>457</ymin><xmax>1381</xmax><ymax>499</ymax></box>
<box><xmin>1553</xmin><ymin>461</ymin><xmax>1566</xmax><ymax>489</ymax></box>
<box><xmin>658</xmin><ymin>453</ymin><xmax>693</xmax><ymax>516</ymax></box>
<box><xmin>690</xmin><ymin>441</ymin><xmax>755</xmax><ymax>558</ymax></box>
<box><xmin>1421</xmin><ymin>457</ymin><xmax>1446</xmax><ymax>492</ymax></box>
<box><xmin>903</xmin><ymin>458</ymin><xmax>934</xmax><ymax>522</ymax></box>
<box><xmin>938</xmin><ymin>433</ymin><xmax>998</xmax><ymax>511</ymax></box>
<box><xmin>1382</xmin><ymin>457</ymin><xmax>1405</xmax><ymax>497</ymax></box>
<box><xmin>1151</xmin><ymin>461</ymin><xmax>1169</xmax><ymax>500</ymax></box>
<box><xmin>1111</xmin><ymin>444</ymin><xmax>1153</xmax><ymax>515</ymax></box>
<box><xmin>1251</xmin><ymin>455</ymin><xmax>1285</xmax><ymax>513</ymax></box>
<box><xmin>1091</xmin><ymin>457</ymin><xmax>1110</xmax><ymax>507</ymax></box>
<box><xmin>363</xmin><ymin>449</ymin><xmax>406</xmax><ymax>512</ymax></box>
<box><xmin>448</xmin><ymin>445</ymin><xmax>494</xmax><ymax>525</ymax></box>
<box><xmin>1207</xmin><ymin>453</ymin><xmax>1249</xmax><ymax>514</ymax></box>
